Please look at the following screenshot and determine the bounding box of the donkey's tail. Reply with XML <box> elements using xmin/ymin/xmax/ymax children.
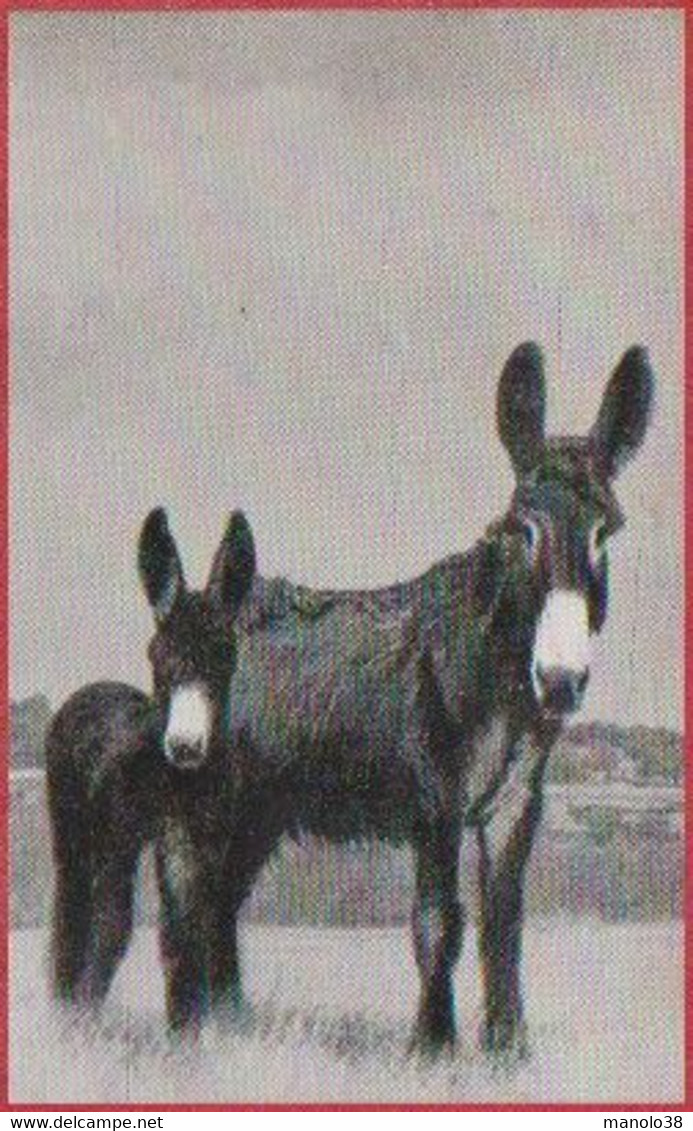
<box><xmin>44</xmin><ymin>724</ymin><xmax>93</xmax><ymax>1005</ymax></box>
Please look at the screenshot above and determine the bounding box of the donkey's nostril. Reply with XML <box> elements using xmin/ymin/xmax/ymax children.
<box><xmin>166</xmin><ymin>738</ymin><xmax>206</xmax><ymax>770</ymax></box>
<box><xmin>575</xmin><ymin>669</ymin><xmax>589</xmax><ymax>696</ymax></box>
<box><xmin>535</xmin><ymin>665</ymin><xmax>589</xmax><ymax>715</ymax></box>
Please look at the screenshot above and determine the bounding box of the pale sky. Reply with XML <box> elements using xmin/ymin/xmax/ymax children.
<box><xmin>10</xmin><ymin>11</ymin><xmax>683</xmax><ymax>728</ymax></box>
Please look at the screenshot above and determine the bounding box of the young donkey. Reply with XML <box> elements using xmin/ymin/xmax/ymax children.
<box><xmin>189</xmin><ymin>343</ymin><xmax>653</xmax><ymax>1057</ymax></box>
<box><xmin>46</xmin><ymin>508</ymin><xmax>256</xmax><ymax>1028</ymax></box>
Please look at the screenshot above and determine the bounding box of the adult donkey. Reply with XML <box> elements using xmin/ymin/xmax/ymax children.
<box><xmin>189</xmin><ymin>342</ymin><xmax>653</xmax><ymax>1059</ymax></box>
<box><xmin>46</xmin><ymin>508</ymin><xmax>256</xmax><ymax>1029</ymax></box>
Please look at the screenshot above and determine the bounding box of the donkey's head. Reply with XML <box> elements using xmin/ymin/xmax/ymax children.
<box><xmin>497</xmin><ymin>342</ymin><xmax>654</xmax><ymax>719</ymax></box>
<box><xmin>138</xmin><ymin>508</ymin><xmax>256</xmax><ymax>770</ymax></box>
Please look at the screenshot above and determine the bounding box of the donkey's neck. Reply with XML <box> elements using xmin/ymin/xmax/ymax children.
<box><xmin>417</xmin><ymin>530</ymin><xmax>508</xmax><ymax>635</ymax></box>
<box><xmin>419</xmin><ymin>529</ymin><xmax>536</xmax><ymax>728</ymax></box>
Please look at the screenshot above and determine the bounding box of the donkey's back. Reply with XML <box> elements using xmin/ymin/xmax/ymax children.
<box><xmin>235</xmin><ymin>577</ymin><xmax>420</xmax><ymax>792</ymax></box>
<box><xmin>228</xmin><ymin>545</ymin><xmax>496</xmax><ymax>842</ymax></box>
<box><xmin>46</xmin><ymin>681</ymin><xmax>159</xmax><ymax>787</ymax></box>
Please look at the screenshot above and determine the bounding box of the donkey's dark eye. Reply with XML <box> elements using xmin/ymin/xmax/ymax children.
<box><xmin>520</xmin><ymin>517</ymin><xmax>541</xmax><ymax>562</ymax></box>
<box><xmin>589</xmin><ymin>520</ymin><xmax>608</xmax><ymax>566</ymax></box>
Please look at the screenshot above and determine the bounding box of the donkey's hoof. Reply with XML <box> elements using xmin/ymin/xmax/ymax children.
<box><xmin>53</xmin><ymin>997</ymin><xmax>100</xmax><ymax>1041</ymax></box>
<box><xmin>166</xmin><ymin>1006</ymin><xmax>206</xmax><ymax>1045</ymax></box>
<box><xmin>213</xmin><ymin>996</ymin><xmax>255</xmax><ymax>1037</ymax></box>
<box><xmin>167</xmin><ymin>1023</ymin><xmax>202</xmax><ymax>1048</ymax></box>
<box><xmin>480</xmin><ymin>1017</ymin><xmax>530</xmax><ymax>1066</ymax></box>
<box><xmin>408</xmin><ymin>1020</ymin><xmax>456</xmax><ymax>1062</ymax></box>
<box><xmin>201</xmin><ymin>1003</ymin><xmax>254</xmax><ymax>1052</ymax></box>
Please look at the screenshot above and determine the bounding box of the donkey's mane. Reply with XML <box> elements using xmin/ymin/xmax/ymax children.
<box><xmin>237</xmin><ymin>449</ymin><xmax>620</xmax><ymax>642</ymax></box>
<box><xmin>238</xmin><ymin>532</ymin><xmax>503</xmax><ymax>638</ymax></box>
<box><xmin>238</xmin><ymin>431</ymin><xmax>631</xmax><ymax>640</ymax></box>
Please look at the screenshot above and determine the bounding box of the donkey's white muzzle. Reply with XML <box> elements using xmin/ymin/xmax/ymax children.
<box><xmin>165</xmin><ymin>683</ymin><xmax>212</xmax><ymax>770</ymax></box>
<box><xmin>532</xmin><ymin>591</ymin><xmax>591</xmax><ymax>716</ymax></box>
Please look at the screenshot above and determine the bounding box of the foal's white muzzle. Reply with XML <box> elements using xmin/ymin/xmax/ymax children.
<box><xmin>531</xmin><ymin>590</ymin><xmax>591</xmax><ymax>716</ymax></box>
<box><xmin>164</xmin><ymin>683</ymin><xmax>212</xmax><ymax>770</ymax></box>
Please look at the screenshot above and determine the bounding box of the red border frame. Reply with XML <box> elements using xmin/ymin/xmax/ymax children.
<box><xmin>2</xmin><ymin>0</ymin><xmax>688</xmax><ymax>1113</ymax></box>
<box><xmin>2</xmin><ymin>5</ymin><xmax>10</xmax><ymax>1114</ymax></box>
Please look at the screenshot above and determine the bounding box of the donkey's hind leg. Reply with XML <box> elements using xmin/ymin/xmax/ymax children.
<box><xmin>411</xmin><ymin>817</ymin><xmax>464</xmax><ymax>1055</ymax></box>
<box><xmin>51</xmin><ymin>863</ymin><xmax>92</xmax><ymax>1005</ymax></box>
<box><xmin>46</xmin><ymin>766</ymin><xmax>93</xmax><ymax>1005</ymax></box>
<box><xmin>77</xmin><ymin>837</ymin><xmax>140</xmax><ymax>1009</ymax></box>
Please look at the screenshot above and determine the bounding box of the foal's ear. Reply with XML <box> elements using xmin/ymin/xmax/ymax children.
<box><xmin>590</xmin><ymin>346</ymin><xmax>654</xmax><ymax>479</ymax></box>
<box><xmin>138</xmin><ymin>507</ymin><xmax>186</xmax><ymax>624</ymax></box>
<box><xmin>497</xmin><ymin>342</ymin><xmax>547</xmax><ymax>477</ymax></box>
<box><xmin>206</xmin><ymin>510</ymin><xmax>257</xmax><ymax>616</ymax></box>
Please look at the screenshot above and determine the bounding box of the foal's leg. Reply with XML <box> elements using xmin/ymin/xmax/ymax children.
<box><xmin>476</xmin><ymin>782</ymin><xmax>544</xmax><ymax>1058</ymax></box>
<box><xmin>46</xmin><ymin>764</ymin><xmax>93</xmax><ymax>1004</ymax></box>
<box><xmin>155</xmin><ymin>823</ymin><xmax>213</xmax><ymax>1036</ymax></box>
<box><xmin>197</xmin><ymin>838</ymin><xmax>244</xmax><ymax>1024</ymax></box>
<box><xmin>51</xmin><ymin>862</ymin><xmax>93</xmax><ymax>1004</ymax></box>
<box><xmin>78</xmin><ymin>836</ymin><xmax>140</xmax><ymax>1008</ymax></box>
<box><xmin>411</xmin><ymin>818</ymin><xmax>464</xmax><ymax>1054</ymax></box>
<box><xmin>205</xmin><ymin>898</ymin><xmax>243</xmax><ymax>1022</ymax></box>
<box><xmin>207</xmin><ymin>817</ymin><xmax>283</xmax><ymax>1027</ymax></box>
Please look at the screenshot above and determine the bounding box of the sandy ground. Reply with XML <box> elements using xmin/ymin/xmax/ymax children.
<box><xmin>10</xmin><ymin>920</ymin><xmax>683</xmax><ymax>1105</ymax></box>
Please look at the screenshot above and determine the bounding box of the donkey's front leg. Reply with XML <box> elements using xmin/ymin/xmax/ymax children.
<box><xmin>155</xmin><ymin>822</ymin><xmax>215</xmax><ymax>1036</ymax></box>
<box><xmin>208</xmin><ymin>813</ymin><xmax>284</xmax><ymax>1030</ymax></box>
<box><xmin>205</xmin><ymin>892</ymin><xmax>244</xmax><ymax>1027</ymax></box>
<box><xmin>476</xmin><ymin>782</ymin><xmax>544</xmax><ymax>1059</ymax></box>
<box><xmin>411</xmin><ymin>817</ymin><xmax>464</xmax><ymax>1055</ymax></box>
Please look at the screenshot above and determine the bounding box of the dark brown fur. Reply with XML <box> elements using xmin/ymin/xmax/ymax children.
<box><xmin>45</xmin><ymin>510</ymin><xmax>256</xmax><ymax>1030</ymax></box>
<box><xmin>206</xmin><ymin>343</ymin><xmax>654</xmax><ymax>1055</ymax></box>
<box><xmin>46</xmin><ymin>343</ymin><xmax>654</xmax><ymax>1053</ymax></box>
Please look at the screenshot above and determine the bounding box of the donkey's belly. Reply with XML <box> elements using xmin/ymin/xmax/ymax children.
<box><xmin>295</xmin><ymin>802</ymin><xmax>417</xmax><ymax>843</ymax></box>
<box><xmin>289</xmin><ymin>760</ymin><xmax>420</xmax><ymax>843</ymax></box>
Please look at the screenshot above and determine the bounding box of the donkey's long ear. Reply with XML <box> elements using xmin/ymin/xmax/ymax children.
<box><xmin>206</xmin><ymin>510</ymin><xmax>256</xmax><ymax>616</ymax></box>
<box><xmin>497</xmin><ymin>342</ymin><xmax>547</xmax><ymax>477</ymax></box>
<box><xmin>590</xmin><ymin>346</ymin><xmax>654</xmax><ymax>479</ymax></box>
<box><xmin>138</xmin><ymin>508</ymin><xmax>186</xmax><ymax>624</ymax></box>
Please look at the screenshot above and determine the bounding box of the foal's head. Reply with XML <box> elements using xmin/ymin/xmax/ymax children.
<box><xmin>138</xmin><ymin>508</ymin><xmax>256</xmax><ymax>770</ymax></box>
<box><xmin>497</xmin><ymin>342</ymin><xmax>654</xmax><ymax>720</ymax></box>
